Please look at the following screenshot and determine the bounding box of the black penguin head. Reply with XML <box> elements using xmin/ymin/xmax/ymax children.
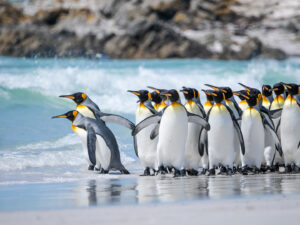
<box><xmin>60</xmin><ymin>92</ymin><xmax>87</xmax><ymax>105</ymax></box>
<box><xmin>281</xmin><ymin>83</ymin><xmax>298</xmax><ymax>96</ymax></box>
<box><xmin>221</xmin><ymin>87</ymin><xmax>233</xmax><ymax>99</ymax></box>
<box><xmin>210</xmin><ymin>91</ymin><xmax>225</xmax><ymax>103</ymax></box>
<box><xmin>162</xmin><ymin>89</ymin><xmax>180</xmax><ymax>102</ymax></box>
<box><xmin>150</xmin><ymin>91</ymin><xmax>162</xmax><ymax>104</ymax></box>
<box><xmin>233</xmin><ymin>90</ymin><xmax>248</xmax><ymax>101</ymax></box>
<box><xmin>180</xmin><ymin>87</ymin><xmax>194</xmax><ymax>100</ymax></box>
<box><xmin>238</xmin><ymin>83</ymin><xmax>261</xmax><ymax>103</ymax></box>
<box><xmin>148</xmin><ymin>86</ymin><xmax>168</xmax><ymax>101</ymax></box>
<box><xmin>272</xmin><ymin>83</ymin><xmax>285</xmax><ymax>96</ymax></box>
<box><xmin>52</xmin><ymin>110</ymin><xmax>78</xmax><ymax>122</ymax></box>
<box><xmin>262</xmin><ymin>85</ymin><xmax>272</xmax><ymax>97</ymax></box>
<box><xmin>128</xmin><ymin>90</ymin><xmax>151</xmax><ymax>103</ymax></box>
<box><xmin>201</xmin><ymin>89</ymin><xmax>214</xmax><ymax>102</ymax></box>
<box><xmin>241</xmin><ymin>93</ymin><xmax>259</xmax><ymax>107</ymax></box>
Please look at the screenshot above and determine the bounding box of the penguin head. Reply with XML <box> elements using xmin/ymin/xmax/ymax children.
<box><xmin>221</xmin><ymin>87</ymin><xmax>233</xmax><ymax>99</ymax></box>
<box><xmin>60</xmin><ymin>92</ymin><xmax>87</xmax><ymax>105</ymax></box>
<box><xmin>148</xmin><ymin>86</ymin><xmax>168</xmax><ymax>101</ymax></box>
<box><xmin>210</xmin><ymin>91</ymin><xmax>224</xmax><ymax>103</ymax></box>
<box><xmin>281</xmin><ymin>83</ymin><xmax>298</xmax><ymax>96</ymax></box>
<box><xmin>150</xmin><ymin>91</ymin><xmax>162</xmax><ymax>104</ymax></box>
<box><xmin>180</xmin><ymin>87</ymin><xmax>194</xmax><ymax>100</ymax></box>
<box><xmin>201</xmin><ymin>89</ymin><xmax>214</xmax><ymax>102</ymax></box>
<box><xmin>238</xmin><ymin>83</ymin><xmax>261</xmax><ymax>102</ymax></box>
<box><xmin>128</xmin><ymin>90</ymin><xmax>151</xmax><ymax>103</ymax></box>
<box><xmin>241</xmin><ymin>93</ymin><xmax>260</xmax><ymax>107</ymax></box>
<box><xmin>162</xmin><ymin>89</ymin><xmax>180</xmax><ymax>102</ymax></box>
<box><xmin>52</xmin><ymin>110</ymin><xmax>78</xmax><ymax>122</ymax></box>
<box><xmin>272</xmin><ymin>83</ymin><xmax>285</xmax><ymax>96</ymax></box>
<box><xmin>262</xmin><ymin>85</ymin><xmax>272</xmax><ymax>97</ymax></box>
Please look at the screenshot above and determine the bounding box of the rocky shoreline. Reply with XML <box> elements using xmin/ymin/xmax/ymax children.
<box><xmin>0</xmin><ymin>0</ymin><xmax>299</xmax><ymax>60</ymax></box>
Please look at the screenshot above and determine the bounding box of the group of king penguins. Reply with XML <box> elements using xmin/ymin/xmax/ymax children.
<box><xmin>53</xmin><ymin>82</ymin><xmax>300</xmax><ymax>177</ymax></box>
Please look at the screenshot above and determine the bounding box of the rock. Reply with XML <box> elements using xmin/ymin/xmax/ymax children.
<box><xmin>0</xmin><ymin>1</ymin><xmax>29</xmax><ymax>25</ymax></box>
<box><xmin>173</xmin><ymin>11</ymin><xmax>191</xmax><ymax>24</ymax></box>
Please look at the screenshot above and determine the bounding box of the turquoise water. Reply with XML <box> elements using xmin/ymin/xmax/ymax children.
<box><xmin>0</xmin><ymin>57</ymin><xmax>300</xmax><ymax>210</ymax></box>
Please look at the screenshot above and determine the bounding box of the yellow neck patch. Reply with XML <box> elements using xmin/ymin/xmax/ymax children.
<box><xmin>204</xmin><ymin>101</ymin><xmax>213</xmax><ymax>108</ymax></box>
<box><xmin>154</xmin><ymin>104</ymin><xmax>159</xmax><ymax>111</ymax></box>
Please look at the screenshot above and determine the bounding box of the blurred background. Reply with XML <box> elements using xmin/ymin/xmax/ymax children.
<box><xmin>0</xmin><ymin>0</ymin><xmax>299</xmax><ymax>60</ymax></box>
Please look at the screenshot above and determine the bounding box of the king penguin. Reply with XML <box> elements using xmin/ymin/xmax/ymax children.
<box><xmin>233</xmin><ymin>90</ymin><xmax>249</xmax><ymax>112</ymax></box>
<box><xmin>132</xmin><ymin>89</ymin><xmax>210</xmax><ymax>177</ymax></box>
<box><xmin>52</xmin><ymin>110</ymin><xmax>129</xmax><ymax>174</ymax></box>
<box><xmin>147</xmin><ymin>86</ymin><xmax>169</xmax><ymax>111</ymax></box>
<box><xmin>128</xmin><ymin>90</ymin><xmax>158</xmax><ymax>176</ymax></box>
<box><xmin>204</xmin><ymin>87</ymin><xmax>245</xmax><ymax>176</ymax></box>
<box><xmin>181</xmin><ymin>87</ymin><xmax>204</xmax><ymax>175</ymax></box>
<box><xmin>280</xmin><ymin>83</ymin><xmax>300</xmax><ymax>173</ymax></box>
<box><xmin>59</xmin><ymin>92</ymin><xmax>134</xmax><ymax>130</ymax></box>
<box><xmin>262</xmin><ymin>85</ymin><xmax>274</xmax><ymax>109</ymax></box>
<box><xmin>240</xmin><ymin>92</ymin><xmax>282</xmax><ymax>174</ymax></box>
<box><xmin>206</xmin><ymin>84</ymin><xmax>243</xmax><ymax>171</ymax></box>
<box><xmin>270</xmin><ymin>83</ymin><xmax>285</xmax><ymax>170</ymax></box>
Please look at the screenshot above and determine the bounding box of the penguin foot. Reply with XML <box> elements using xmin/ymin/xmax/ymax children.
<box><xmin>207</xmin><ymin>169</ymin><xmax>215</xmax><ymax>176</ymax></box>
<box><xmin>274</xmin><ymin>164</ymin><xmax>280</xmax><ymax>172</ymax></box>
<box><xmin>265</xmin><ymin>166</ymin><xmax>274</xmax><ymax>173</ymax></box>
<box><xmin>156</xmin><ymin>166</ymin><xmax>166</xmax><ymax>175</ymax></box>
<box><xmin>167</xmin><ymin>167</ymin><xmax>173</xmax><ymax>173</ymax></box>
<box><xmin>187</xmin><ymin>169</ymin><xmax>198</xmax><ymax>176</ymax></box>
<box><xmin>173</xmin><ymin>169</ymin><xmax>181</xmax><ymax>177</ymax></box>
<box><xmin>120</xmin><ymin>169</ymin><xmax>130</xmax><ymax>174</ymax></box>
<box><xmin>218</xmin><ymin>166</ymin><xmax>227</xmax><ymax>175</ymax></box>
<box><xmin>140</xmin><ymin>167</ymin><xmax>150</xmax><ymax>176</ymax></box>
<box><xmin>88</xmin><ymin>165</ymin><xmax>95</xmax><ymax>171</ymax></box>
<box><xmin>200</xmin><ymin>169</ymin><xmax>207</xmax><ymax>175</ymax></box>
<box><xmin>284</xmin><ymin>165</ymin><xmax>292</xmax><ymax>173</ymax></box>
<box><xmin>180</xmin><ymin>169</ymin><xmax>187</xmax><ymax>176</ymax></box>
<box><xmin>241</xmin><ymin>166</ymin><xmax>248</xmax><ymax>175</ymax></box>
<box><xmin>99</xmin><ymin>168</ymin><xmax>109</xmax><ymax>174</ymax></box>
<box><xmin>232</xmin><ymin>166</ymin><xmax>237</xmax><ymax>174</ymax></box>
<box><xmin>226</xmin><ymin>167</ymin><xmax>233</xmax><ymax>176</ymax></box>
<box><xmin>254</xmin><ymin>167</ymin><xmax>260</xmax><ymax>174</ymax></box>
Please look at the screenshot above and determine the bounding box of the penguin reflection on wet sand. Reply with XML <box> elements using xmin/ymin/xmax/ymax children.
<box><xmin>133</xmin><ymin>89</ymin><xmax>210</xmax><ymax>177</ymax></box>
<box><xmin>52</xmin><ymin>110</ymin><xmax>130</xmax><ymax>174</ymax></box>
<box><xmin>280</xmin><ymin>83</ymin><xmax>300</xmax><ymax>173</ymax></box>
<box><xmin>204</xmin><ymin>87</ymin><xmax>245</xmax><ymax>176</ymax></box>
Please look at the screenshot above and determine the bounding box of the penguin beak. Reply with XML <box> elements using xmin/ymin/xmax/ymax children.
<box><xmin>233</xmin><ymin>92</ymin><xmax>240</xmax><ymax>96</ymax></box>
<box><xmin>180</xmin><ymin>90</ymin><xmax>189</xmax><ymax>94</ymax></box>
<box><xmin>281</xmin><ymin>83</ymin><xmax>291</xmax><ymax>89</ymax></box>
<box><xmin>147</xmin><ymin>86</ymin><xmax>161</xmax><ymax>94</ymax></box>
<box><xmin>238</xmin><ymin>83</ymin><xmax>251</xmax><ymax>92</ymax></box>
<box><xmin>52</xmin><ymin>113</ymin><xmax>67</xmax><ymax>119</ymax></box>
<box><xmin>205</xmin><ymin>84</ymin><xmax>227</xmax><ymax>93</ymax></box>
<box><xmin>201</xmin><ymin>89</ymin><xmax>210</xmax><ymax>95</ymax></box>
<box><xmin>240</xmin><ymin>94</ymin><xmax>250</xmax><ymax>100</ymax></box>
<box><xmin>272</xmin><ymin>87</ymin><xmax>279</xmax><ymax>91</ymax></box>
<box><xmin>161</xmin><ymin>91</ymin><xmax>172</xmax><ymax>97</ymax></box>
<box><xmin>59</xmin><ymin>95</ymin><xmax>75</xmax><ymax>100</ymax></box>
<box><xmin>263</xmin><ymin>86</ymin><xmax>269</xmax><ymax>91</ymax></box>
<box><xmin>127</xmin><ymin>90</ymin><xmax>141</xmax><ymax>96</ymax></box>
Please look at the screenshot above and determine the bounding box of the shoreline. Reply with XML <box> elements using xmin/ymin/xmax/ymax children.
<box><xmin>1</xmin><ymin>194</ymin><xmax>300</xmax><ymax>225</ymax></box>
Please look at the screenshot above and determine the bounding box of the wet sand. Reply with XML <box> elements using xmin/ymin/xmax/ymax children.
<box><xmin>1</xmin><ymin>193</ymin><xmax>300</xmax><ymax>225</ymax></box>
<box><xmin>1</xmin><ymin>173</ymin><xmax>300</xmax><ymax>211</ymax></box>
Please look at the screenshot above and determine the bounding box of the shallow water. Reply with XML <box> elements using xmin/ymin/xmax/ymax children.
<box><xmin>1</xmin><ymin>173</ymin><xmax>300</xmax><ymax>211</ymax></box>
<box><xmin>0</xmin><ymin>57</ymin><xmax>300</xmax><ymax>211</ymax></box>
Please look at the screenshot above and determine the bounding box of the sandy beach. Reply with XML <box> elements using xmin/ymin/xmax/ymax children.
<box><xmin>1</xmin><ymin>193</ymin><xmax>300</xmax><ymax>225</ymax></box>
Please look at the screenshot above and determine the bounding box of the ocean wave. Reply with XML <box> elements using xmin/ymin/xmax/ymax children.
<box><xmin>0</xmin><ymin>58</ymin><xmax>299</xmax><ymax>114</ymax></box>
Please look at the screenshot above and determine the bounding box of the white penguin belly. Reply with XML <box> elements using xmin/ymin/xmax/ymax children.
<box><xmin>280</xmin><ymin>98</ymin><xmax>300</xmax><ymax>166</ymax></box>
<box><xmin>241</xmin><ymin>108</ymin><xmax>265</xmax><ymax>168</ymax></box>
<box><xmin>73</xmin><ymin>126</ymin><xmax>100</xmax><ymax>166</ymax></box>
<box><xmin>157</xmin><ymin>104</ymin><xmax>188</xmax><ymax>169</ymax></box>
<box><xmin>96</xmin><ymin>135</ymin><xmax>111</xmax><ymax>170</ymax></box>
<box><xmin>184</xmin><ymin>102</ymin><xmax>202</xmax><ymax>169</ymax></box>
<box><xmin>208</xmin><ymin>105</ymin><xmax>235</xmax><ymax>168</ymax></box>
<box><xmin>136</xmin><ymin>105</ymin><xmax>158</xmax><ymax>169</ymax></box>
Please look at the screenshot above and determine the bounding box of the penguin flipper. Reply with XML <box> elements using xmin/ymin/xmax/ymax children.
<box><xmin>231</xmin><ymin>97</ymin><xmax>243</xmax><ymax>118</ymax></box>
<box><xmin>195</xmin><ymin>99</ymin><xmax>206</xmax><ymax>118</ymax></box>
<box><xmin>261</xmin><ymin>114</ymin><xmax>283</xmax><ymax>157</ymax></box>
<box><xmin>133</xmin><ymin>136</ymin><xmax>139</xmax><ymax>157</ymax></box>
<box><xmin>224</xmin><ymin>105</ymin><xmax>245</xmax><ymax>155</ymax></box>
<box><xmin>132</xmin><ymin>112</ymin><xmax>162</xmax><ymax>136</ymax></box>
<box><xmin>150</xmin><ymin>123</ymin><xmax>160</xmax><ymax>140</ymax></box>
<box><xmin>87</xmin><ymin>127</ymin><xmax>97</xmax><ymax>165</ymax></box>
<box><xmin>198</xmin><ymin>128</ymin><xmax>208</xmax><ymax>157</ymax></box>
<box><xmin>187</xmin><ymin>112</ymin><xmax>210</xmax><ymax>130</ymax></box>
<box><xmin>97</xmin><ymin>112</ymin><xmax>135</xmax><ymax>130</ymax></box>
<box><xmin>269</xmin><ymin>108</ymin><xmax>282</xmax><ymax>119</ymax></box>
<box><xmin>144</xmin><ymin>101</ymin><xmax>157</xmax><ymax>114</ymax></box>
